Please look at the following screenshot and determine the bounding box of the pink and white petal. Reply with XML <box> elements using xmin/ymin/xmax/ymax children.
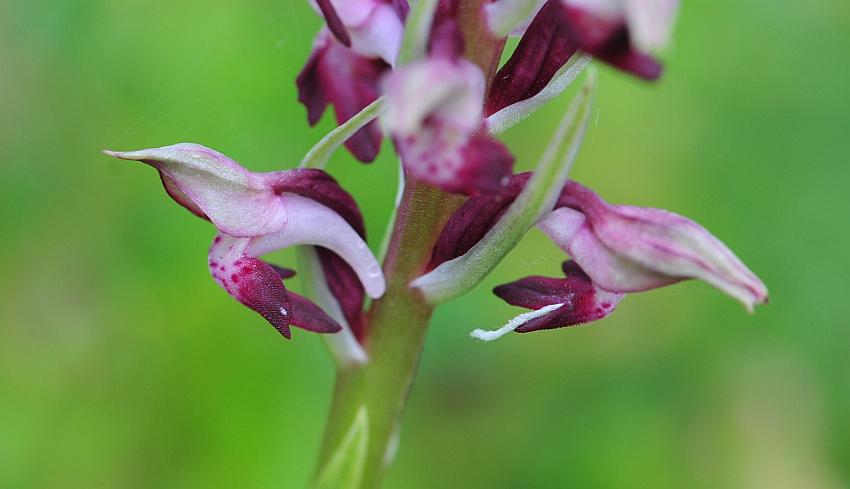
<box><xmin>569</xmin><ymin>222</ymin><xmax>682</xmax><ymax>292</ymax></box>
<box><xmin>247</xmin><ymin>194</ymin><xmax>386</xmax><ymax>299</ymax></box>
<box><xmin>382</xmin><ymin>58</ymin><xmax>485</xmax><ymax>138</ymax></box>
<box><xmin>106</xmin><ymin>144</ymin><xmax>287</xmax><ymax>237</ymax></box>
<box><xmin>261</xmin><ymin>168</ymin><xmax>367</xmax><ymax>237</ymax></box>
<box><xmin>328</xmin><ymin>0</ymin><xmax>377</xmax><ymax>26</ymax></box>
<box><xmin>536</xmin><ymin>206</ymin><xmax>587</xmax><ymax>251</ymax></box>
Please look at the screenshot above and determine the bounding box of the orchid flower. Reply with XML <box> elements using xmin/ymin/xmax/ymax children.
<box><xmin>105</xmin><ymin>143</ymin><xmax>385</xmax><ymax>339</ymax></box>
<box><xmin>430</xmin><ymin>173</ymin><xmax>767</xmax><ymax>338</ymax></box>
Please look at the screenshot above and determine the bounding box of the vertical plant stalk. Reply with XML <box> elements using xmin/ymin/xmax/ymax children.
<box><xmin>312</xmin><ymin>178</ymin><xmax>462</xmax><ymax>489</ymax></box>
<box><xmin>311</xmin><ymin>2</ymin><xmax>502</xmax><ymax>487</ymax></box>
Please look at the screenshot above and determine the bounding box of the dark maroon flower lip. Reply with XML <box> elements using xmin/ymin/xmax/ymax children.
<box><xmin>492</xmin><ymin>261</ymin><xmax>623</xmax><ymax>333</ymax></box>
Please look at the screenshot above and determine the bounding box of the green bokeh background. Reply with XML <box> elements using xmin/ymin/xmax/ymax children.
<box><xmin>2</xmin><ymin>1</ymin><xmax>849</xmax><ymax>487</ymax></box>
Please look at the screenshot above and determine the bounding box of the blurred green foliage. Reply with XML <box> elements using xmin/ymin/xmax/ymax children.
<box><xmin>1</xmin><ymin>0</ymin><xmax>849</xmax><ymax>487</ymax></box>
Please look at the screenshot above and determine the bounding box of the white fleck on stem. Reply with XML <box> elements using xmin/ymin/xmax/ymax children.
<box><xmin>470</xmin><ymin>303</ymin><xmax>565</xmax><ymax>341</ymax></box>
<box><xmin>487</xmin><ymin>54</ymin><xmax>593</xmax><ymax>135</ymax></box>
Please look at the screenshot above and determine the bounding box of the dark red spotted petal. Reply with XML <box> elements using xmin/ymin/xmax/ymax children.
<box><xmin>429</xmin><ymin>172</ymin><xmax>529</xmax><ymax>269</ymax></box>
<box><xmin>316</xmin><ymin>0</ymin><xmax>352</xmax><ymax>47</ymax></box>
<box><xmin>264</xmin><ymin>168</ymin><xmax>366</xmax><ymax>237</ymax></box>
<box><xmin>296</xmin><ymin>32</ymin><xmax>388</xmax><ymax>163</ymax></box>
<box><xmin>288</xmin><ymin>291</ymin><xmax>343</xmax><ymax>334</ymax></box>
<box><xmin>486</xmin><ymin>1</ymin><xmax>578</xmax><ymax>115</ymax></box>
<box><xmin>228</xmin><ymin>257</ymin><xmax>294</xmax><ymax>339</ymax></box>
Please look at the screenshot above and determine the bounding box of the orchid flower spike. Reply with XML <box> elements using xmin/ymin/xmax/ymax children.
<box><xmin>381</xmin><ymin>21</ymin><xmax>514</xmax><ymax>195</ymax></box>
<box><xmin>105</xmin><ymin>143</ymin><xmax>385</xmax><ymax>339</ymax></box>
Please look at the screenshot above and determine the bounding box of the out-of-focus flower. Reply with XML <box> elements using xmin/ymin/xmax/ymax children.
<box><xmin>297</xmin><ymin>30</ymin><xmax>388</xmax><ymax>163</ymax></box>
<box><xmin>487</xmin><ymin>0</ymin><xmax>679</xmax><ymax>112</ymax></box>
<box><xmin>105</xmin><ymin>143</ymin><xmax>385</xmax><ymax>338</ymax></box>
<box><xmin>297</xmin><ymin>0</ymin><xmax>408</xmax><ymax>163</ymax></box>
<box><xmin>382</xmin><ymin>22</ymin><xmax>514</xmax><ymax>194</ymax></box>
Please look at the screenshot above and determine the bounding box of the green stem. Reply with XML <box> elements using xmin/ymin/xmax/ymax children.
<box><xmin>311</xmin><ymin>179</ymin><xmax>462</xmax><ymax>489</ymax></box>
<box><xmin>311</xmin><ymin>2</ymin><xmax>503</xmax><ymax>487</ymax></box>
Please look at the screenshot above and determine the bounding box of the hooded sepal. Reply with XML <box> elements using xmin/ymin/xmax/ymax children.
<box><xmin>105</xmin><ymin>144</ymin><xmax>288</xmax><ymax>237</ymax></box>
<box><xmin>545</xmin><ymin>181</ymin><xmax>769</xmax><ymax>311</ymax></box>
